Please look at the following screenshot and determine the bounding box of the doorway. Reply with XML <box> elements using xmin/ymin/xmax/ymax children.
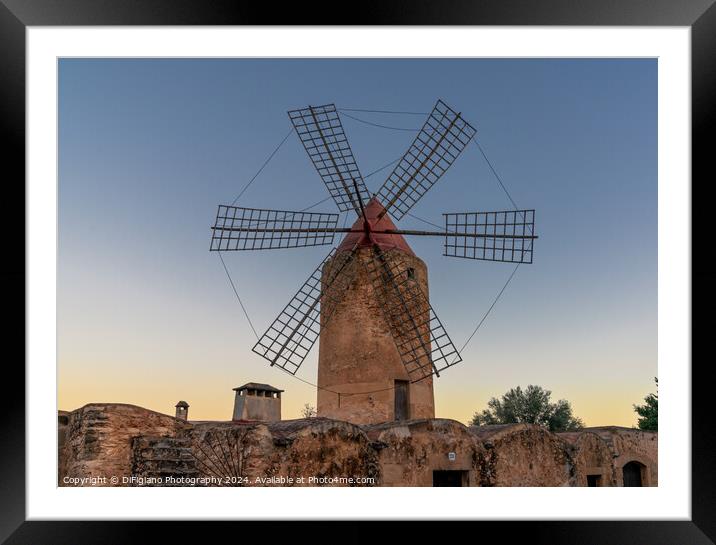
<box><xmin>394</xmin><ymin>380</ymin><xmax>409</xmax><ymax>421</ymax></box>
<box><xmin>433</xmin><ymin>470</ymin><xmax>469</xmax><ymax>487</ymax></box>
<box><xmin>586</xmin><ymin>474</ymin><xmax>602</xmax><ymax>487</ymax></box>
<box><xmin>622</xmin><ymin>461</ymin><xmax>644</xmax><ymax>487</ymax></box>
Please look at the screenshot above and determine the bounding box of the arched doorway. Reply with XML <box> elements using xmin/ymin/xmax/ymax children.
<box><xmin>622</xmin><ymin>461</ymin><xmax>645</xmax><ymax>487</ymax></box>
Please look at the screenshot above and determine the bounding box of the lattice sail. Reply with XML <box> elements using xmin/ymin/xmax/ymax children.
<box><xmin>252</xmin><ymin>247</ymin><xmax>359</xmax><ymax>375</ymax></box>
<box><xmin>365</xmin><ymin>247</ymin><xmax>462</xmax><ymax>382</ymax></box>
<box><xmin>210</xmin><ymin>205</ymin><xmax>340</xmax><ymax>251</ymax></box>
<box><xmin>443</xmin><ymin>209</ymin><xmax>535</xmax><ymax>263</ymax></box>
<box><xmin>375</xmin><ymin>99</ymin><xmax>477</xmax><ymax>221</ymax></box>
<box><xmin>288</xmin><ymin>104</ymin><xmax>371</xmax><ymax>214</ymax></box>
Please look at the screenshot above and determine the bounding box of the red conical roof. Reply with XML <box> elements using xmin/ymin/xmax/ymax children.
<box><xmin>337</xmin><ymin>197</ymin><xmax>415</xmax><ymax>256</ymax></box>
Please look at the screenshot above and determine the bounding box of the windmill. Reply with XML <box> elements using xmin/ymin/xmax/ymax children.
<box><xmin>210</xmin><ymin>100</ymin><xmax>537</xmax><ymax>423</ymax></box>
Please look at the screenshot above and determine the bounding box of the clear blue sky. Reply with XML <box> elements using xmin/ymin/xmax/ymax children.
<box><xmin>58</xmin><ymin>58</ymin><xmax>657</xmax><ymax>425</ymax></box>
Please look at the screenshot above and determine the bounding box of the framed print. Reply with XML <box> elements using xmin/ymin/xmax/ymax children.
<box><xmin>2</xmin><ymin>0</ymin><xmax>713</xmax><ymax>542</ymax></box>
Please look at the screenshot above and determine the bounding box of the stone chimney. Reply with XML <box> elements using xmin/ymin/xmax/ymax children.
<box><xmin>232</xmin><ymin>383</ymin><xmax>283</xmax><ymax>421</ymax></box>
<box><xmin>175</xmin><ymin>400</ymin><xmax>189</xmax><ymax>421</ymax></box>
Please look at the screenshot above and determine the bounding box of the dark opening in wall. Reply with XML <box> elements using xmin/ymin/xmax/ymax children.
<box><xmin>622</xmin><ymin>461</ymin><xmax>645</xmax><ymax>487</ymax></box>
<box><xmin>433</xmin><ymin>470</ymin><xmax>469</xmax><ymax>487</ymax></box>
<box><xmin>587</xmin><ymin>474</ymin><xmax>602</xmax><ymax>487</ymax></box>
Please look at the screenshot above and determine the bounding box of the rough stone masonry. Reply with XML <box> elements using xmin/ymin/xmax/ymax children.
<box><xmin>58</xmin><ymin>403</ymin><xmax>657</xmax><ymax>487</ymax></box>
<box><xmin>317</xmin><ymin>198</ymin><xmax>436</xmax><ymax>425</ymax></box>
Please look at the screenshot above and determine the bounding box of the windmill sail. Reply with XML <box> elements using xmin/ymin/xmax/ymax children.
<box><xmin>375</xmin><ymin>100</ymin><xmax>477</xmax><ymax>221</ymax></box>
<box><xmin>252</xmin><ymin>247</ymin><xmax>359</xmax><ymax>375</ymax></box>
<box><xmin>288</xmin><ymin>104</ymin><xmax>371</xmax><ymax>215</ymax></box>
<box><xmin>443</xmin><ymin>209</ymin><xmax>535</xmax><ymax>263</ymax></box>
<box><xmin>210</xmin><ymin>205</ymin><xmax>340</xmax><ymax>251</ymax></box>
<box><xmin>365</xmin><ymin>247</ymin><xmax>462</xmax><ymax>382</ymax></box>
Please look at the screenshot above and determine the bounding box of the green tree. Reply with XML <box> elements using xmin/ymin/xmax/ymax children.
<box><xmin>470</xmin><ymin>385</ymin><xmax>584</xmax><ymax>432</ymax></box>
<box><xmin>633</xmin><ymin>377</ymin><xmax>658</xmax><ymax>431</ymax></box>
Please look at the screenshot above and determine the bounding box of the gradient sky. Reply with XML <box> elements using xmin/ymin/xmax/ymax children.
<box><xmin>58</xmin><ymin>58</ymin><xmax>657</xmax><ymax>426</ymax></box>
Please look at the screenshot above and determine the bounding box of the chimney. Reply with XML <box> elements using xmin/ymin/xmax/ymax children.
<box><xmin>175</xmin><ymin>400</ymin><xmax>189</xmax><ymax>421</ymax></box>
<box><xmin>232</xmin><ymin>383</ymin><xmax>283</xmax><ymax>421</ymax></box>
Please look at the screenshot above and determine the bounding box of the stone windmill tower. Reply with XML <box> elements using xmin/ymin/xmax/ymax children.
<box><xmin>316</xmin><ymin>198</ymin><xmax>434</xmax><ymax>424</ymax></box>
<box><xmin>210</xmin><ymin>100</ymin><xmax>537</xmax><ymax>425</ymax></box>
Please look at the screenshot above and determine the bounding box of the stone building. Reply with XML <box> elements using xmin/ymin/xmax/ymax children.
<box><xmin>558</xmin><ymin>429</ymin><xmax>617</xmax><ymax>486</ymax></box>
<box><xmin>366</xmin><ymin>419</ymin><xmax>486</xmax><ymax>486</ymax></box>
<box><xmin>317</xmin><ymin>198</ymin><xmax>435</xmax><ymax>425</ymax></box>
<box><xmin>471</xmin><ymin>424</ymin><xmax>576</xmax><ymax>486</ymax></box>
<box><xmin>58</xmin><ymin>403</ymin><xmax>657</xmax><ymax>487</ymax></box>
<box><xmin>560</xmin><ymin>426</ymin><xmax>658</xmax><ymax>486</ymax></box>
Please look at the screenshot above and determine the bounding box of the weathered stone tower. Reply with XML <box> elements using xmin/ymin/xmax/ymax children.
<box><xmin>317</xmin><ymin>198</ymin><xmax>435</xmax><ymax>425</ymax></box>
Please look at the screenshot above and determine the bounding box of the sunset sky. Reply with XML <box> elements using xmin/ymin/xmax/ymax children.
<box><xmin>58</xmin><ymin>58</ymin><xmax>657</xmax><ymax>426</ymax></box>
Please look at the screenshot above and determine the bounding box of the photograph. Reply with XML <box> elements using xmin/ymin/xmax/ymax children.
<box><xmin>2</xmin><ymin>0</ymin><xmax>711</xmax><ymax>537</ymax></box>
<box><xmin>57</xmin><ymin>57</ymin><xmax>658</xmax><ymax>488</ymax></box>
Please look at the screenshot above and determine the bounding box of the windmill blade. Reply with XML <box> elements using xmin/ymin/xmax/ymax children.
<box><xmin>443</xmin><ymin>210</ymin><xmax>536</xmax><ymax>263</ymax></box>
<box><xmin>210</xmin><ymin>205</ymin><xmax>342</xmax><ymax>251</ymax></box>
<box><xmin>375</xmin><ymin>100</ymin><xmax>477</xmax><ymax>221</ymax></box>
<box><xmin>252</xmin><ymin>247</ymin><xmax>359</xmax><ymax>375</ymax></box>
<box><xmin>288</xmin><ymin>104</ymin><xmax>371</xmax><ymax>215</ymax></box>
<box><xmin>364</xmin><ymin>247</ymin><xmax>463</xmax><ymax>382</ymax></box>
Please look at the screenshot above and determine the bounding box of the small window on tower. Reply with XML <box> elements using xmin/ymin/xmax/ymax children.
<box><xmin>407</xmin><ymin>267</ymin><xmax>415</xmax><ymax>280</ymax></box>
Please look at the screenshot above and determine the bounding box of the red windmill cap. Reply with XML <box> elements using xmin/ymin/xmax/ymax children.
<box><xmin>337</xmin><ymin>197</ymin><xmax>415</xmax><ymax>256</ymax></box>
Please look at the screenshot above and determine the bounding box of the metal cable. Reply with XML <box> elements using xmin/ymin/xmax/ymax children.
<box><xmin>339</xmin><ymin>111</ymin><xmax>420</xmax><ymax>132</ymax></box>
<box><xmin>294</xmin><ymin>158</ymin><xmax>399</xmax><ymax>214</ymax></box>
<box><xmin>452</xmin><ymin>263</ymin><xmax>520</xmax><ymax>363</ymax></box>
<box><xmin>365</xmin><ymin>157</ymin><xmax>400</xmax><ymax>179</ymax></box>
<box><xmin>405</xmin><ymin>212</ymin><xmax>444</xmax><ymax>231</ymax></box>
<box><xmin>218</xmin><ymin>251</ymin><xmax>259</xmax><ymax>341</ymax></box>
<box><xmin>230</xmin><ymin>127</ymin><xmax>294</xmax><ymax>206</ymax></box>
<box><xmin>338</xmin><ymin>107</ymin><xmax>428</xmax><ymax>116</ymax></box>
<box><xmin>473</xmin><ymin>137</ymin><xmax>519</xmax><ymax>211</ymax></box>
<box><xmin>473</xmin><ymin>137</ymin><xmax>533</xmax><ymax>235</ymax></box>
<box><xmin>298</xmin><ymin>195</ymin><xmax>333</xmax><ymax>212</ymax></box>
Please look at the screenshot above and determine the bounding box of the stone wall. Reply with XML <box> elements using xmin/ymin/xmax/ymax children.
<box><xmin>558</xmin><ymin>431</ymin><xmax>616</xmax><ymax>486</ymax></box>
<box><xmin>573</xmin><ymin>427</ymin><xmax>658</xmax><ymax>486</ymax></box>
<box><xmin>59</xmin><ymin>403</ymin><xmax>190</xmax><ymax>486</ymax></box>
<box><xmin>58</xmin><ymin>404</ymin><xmax>657</xmax><ymax>487</ymax></box>
<box><xmin>188</xmin><ymin>418</ymin><xmax>379</xmax><ymax>486</ymax></box>
<box><xmin>131</xmin><ymin>436</ymin><xmax>199</xmax><ymax>485</ymax></box>
<box><xmin>365</xmin><ymin>419</ymin><xmax>485</xmax><ymax>486</ymax></box>
<box><xmin>470</xmin><ymin>424</ymin><xmax>576</xmax><ymax>487</ymax></box>
<box><xmin>58</xmin><ymin>410</ymin><xmax>71</xmax><ymax>479</ymax></box>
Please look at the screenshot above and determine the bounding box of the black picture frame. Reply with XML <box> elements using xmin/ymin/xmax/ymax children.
<box><xmin>1</xmin><ymin>1</ymin><xmax>712</xmax><ymax>543</ymax></box>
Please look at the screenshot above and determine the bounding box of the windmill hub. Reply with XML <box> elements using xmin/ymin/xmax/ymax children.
<box><xmin>337</xmin><ymin>197</ymin><xmax>415</xmax><ymax>256</ymax></box>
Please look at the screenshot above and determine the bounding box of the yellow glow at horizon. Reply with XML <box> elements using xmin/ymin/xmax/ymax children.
<box><xmin>59</xmin><ymin>360</ymin><xmax>653</xmax><ymax>427</ymax></box>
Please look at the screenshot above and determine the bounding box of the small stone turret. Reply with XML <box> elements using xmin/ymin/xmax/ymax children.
<box><xmin>175</xmin><ymin>400</ymin><xmax>189</xmax><ymax>421</ymax></box>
